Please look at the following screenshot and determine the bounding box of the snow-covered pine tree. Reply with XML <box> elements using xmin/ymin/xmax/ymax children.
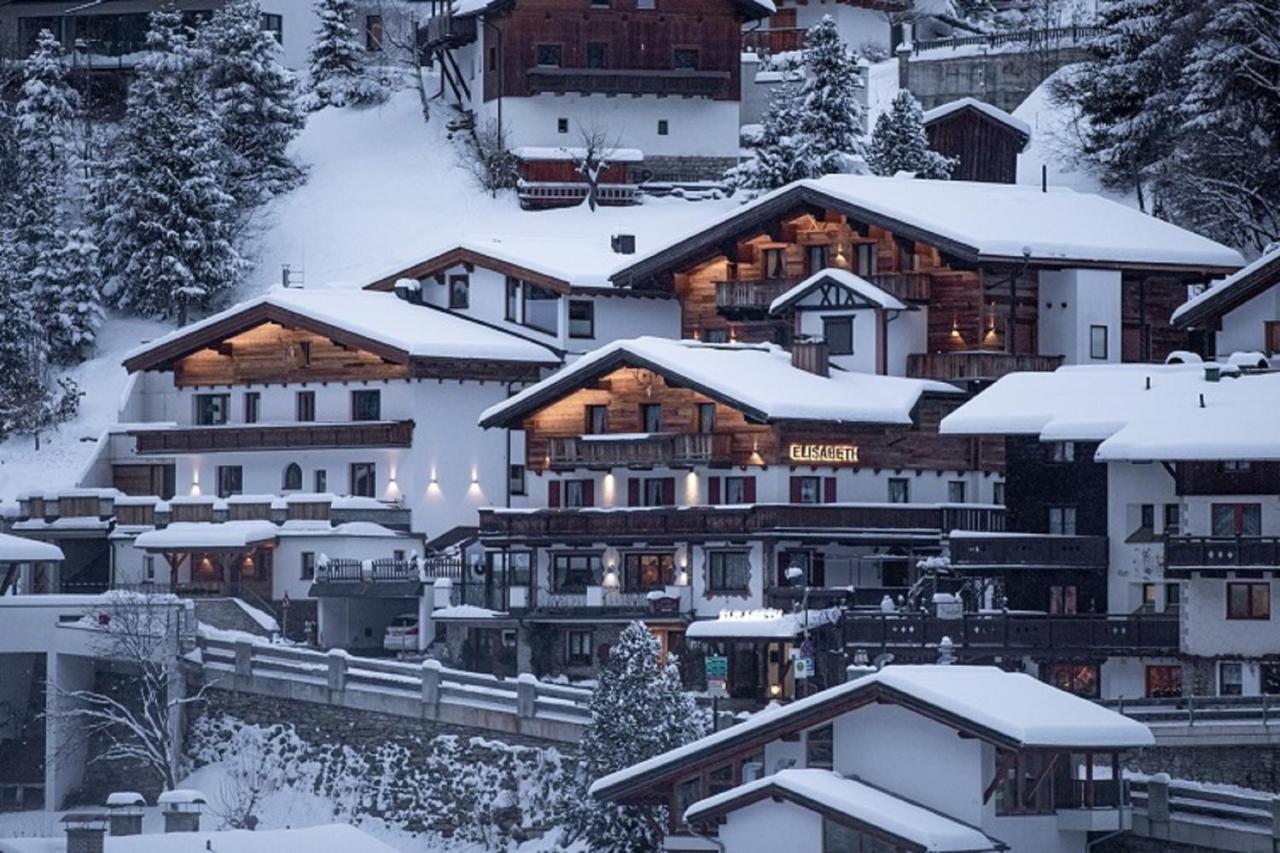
<box><xmin>866</xmin><ymin>90</ymin><xmax>955</xmax><ymax>179</ymax></box>
<box><xmin>201</xmin><ymin>0</ymin><xmax>306</xmax><ymax>206</ymax></box>
<box><xmin>728</xmin><ymin>77</ymin><xmax>809</xmax><ymax>192</ymax></box>
<box><xmin>572</xmin><ymin>622</ymin><xmax>706</xmax><ymax>852</ymax></box>
<box><xmin>95</xmin><ymin>10</ymin><xmax>245</xmax><ymax>325</ymax></box>
<box><xmin>306</xmin><ymin>0</ymin><xmax>389</xmax><ymax>108</ymax></box>
<box><xmin>797</xmin><ymin>16</ymin><xmax>865</xmax><ymax>176</ymax></box>
<box><xmin>12</xmin><ymin>30</ymin><xmax>103</xmax><ymax>363</ymax></box>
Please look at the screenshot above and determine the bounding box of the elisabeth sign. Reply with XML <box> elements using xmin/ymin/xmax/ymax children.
<box><xmin>788</xmin><ymin>443</ymin><xmax>860</xmax><ymax>465</ymax></box>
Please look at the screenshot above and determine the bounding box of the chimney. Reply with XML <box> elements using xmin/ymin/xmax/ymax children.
<box><xmin>62</xmin><ymin>813</ymin><xmax>109</xmax><ymax>853</ymax></box>
<box><xmin>392</xmin><ymin>277</ymin><xmax>423</xmax><ymax>304</ymax></box>
<box><xmin>611</xmin><ymin>233</ymin><xmax>636</xmax><ymax>255</ymax></box>
<box><xmin>1204</xmin><ymin>365</ymin><xmax>1221</xmax><ymax>383</ymax></box>
<box><xmin>791</xmin><ymin>338</ymin><xmax>830</xmax><ymax>377</ymax></box>
<box><xmin>158</xmin><ymin>790</ymin><xmax>207</xmax><ymax>833</ymax></box>
<box><xmin>105</xmin><ymin>792</ymin><xmax>146</xmax><ymax>836</ymax></box>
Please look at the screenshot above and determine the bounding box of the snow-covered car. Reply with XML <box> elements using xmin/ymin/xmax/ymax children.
<box><xmin>383</xmin><ymin>614</ymin><xmax>420</xmax><ymax>652</ymax></box>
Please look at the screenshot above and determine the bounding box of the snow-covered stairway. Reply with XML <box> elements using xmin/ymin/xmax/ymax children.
<box><xmin>194</xmin><ymin>598</ymin><xmax>276</xmax><ymax>639</ymax></box>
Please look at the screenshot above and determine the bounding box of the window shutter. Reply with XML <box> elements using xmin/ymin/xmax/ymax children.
<box><xmin>789</xmin><ymin>477</ymin><xmax>802</xmax><ymax>503</ymax></box>
<box><xmin>708</xmin><ymin>477</ymin><xmax>721</xmax><ymax>505</ymax></box>
<box><xmin>824</xmin><ymin>477</ymin><xmax>837</xmax><ymax>504</ymax></box>
<box><xmin>744</xmin><ymin>476</ymin><xmax>757</xmax><ymax>504</ymax></box>
<box><xmin>583</xmin><ymin>479</ymin><xmax>595</xmax><ymax>508</ymax></box>
<box><xmin>662</xmin><ymin>477</ymin><xmax>676</xmax><ymax>506</ymax></box>
<box><xmin>627</xmin><ymin>478</ymin><xmax>640</xmax><ymax>507</ymax></box>
<box><xmin>548</xmin><ymin>480</ymin><xmax>561</xmax><ymax>508</ymax></box>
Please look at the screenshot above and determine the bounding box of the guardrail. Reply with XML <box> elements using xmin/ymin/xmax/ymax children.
<box><xmin>197</xmin><ymin>637</ymin><xmax>592</xmax><ymax>743</ymax></box>
<box><xmin>1101</xmin><ymin>695</ymin><xmax>1280</xmax><ymax>727</ymax></box>
<box><xmin>1130</xmin><ymin>775</ymin><xmax>1280</xmax><ymax>852</ymax></box>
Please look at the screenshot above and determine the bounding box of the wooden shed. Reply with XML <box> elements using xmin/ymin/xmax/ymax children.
<box><xmin>922</xmin><ymin>97</ymin><xmax>1031</xmax><ymax>184</ymax></box>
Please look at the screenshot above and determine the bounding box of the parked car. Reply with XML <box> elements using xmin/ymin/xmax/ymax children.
<box><xmin>383</xmin><ymin>614</ymin><xmax>420</xmax><ymax>652</ymax></box>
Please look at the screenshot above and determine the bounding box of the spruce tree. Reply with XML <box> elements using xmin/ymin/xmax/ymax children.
<box><xmin>729</xmin><ymin>78</ymin><xmax>810</xmax><ymax>192</ymax></box>
<box><xmin>797</xmin><ymin>16</ymin><xmax>865</xmax><ymax>176</ymax></box>
<box><xmin>866</xmin><ymin>90</ymin><xmax>956</xmax><ymax>179</ymax></box>
<box><xmin>306</xmin><ymin>0</ymin><xmax>388</xmax><ymax>108</ymax></box>
<box><xmin>573</xmin><ymin>622</ymin><xmax>706</xmax><ymax>852</ymax></box>
<box><xmin>201</xmin><ymin>0</ymin><xmax>305</xmax><ymax>205</ymax></box>
<box><xmin>95</xmin><ymin>10</ymin><xmax>245</xmax><ymax>325</ymax></box>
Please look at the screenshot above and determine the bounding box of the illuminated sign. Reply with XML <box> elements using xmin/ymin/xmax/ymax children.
<box><xmin>788</xmin><ymin>443</ymin><xmax>860</xmax><ymax>465</ymax></box>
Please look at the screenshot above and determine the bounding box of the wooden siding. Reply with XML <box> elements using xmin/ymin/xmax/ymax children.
<box><xmin>1175</xmin><ymin>461</ymin><xmax>1280</xmax><ymax>496</ymax></box>
<box><xmin>131</xmin><ymin>421</ymin><xmax>415</xmax><ymax>454</ymax></box>
<box><xmin>1003</xmin><ymin>437</ymin><xmax>1107</xmax><ymax>536</ymax></box>
<box><xmin>519</xmin><ymin>159</ymin><xmax>628</xmax><ymax>185</ymax></box>
<box><xmin>924</xmin><ymin>108</ymin><xmax>1025</xmax><ymax>184</ymax></box>
<box><xmin>1122</xmin><ymin>276</ymin><xmax>1192</xmax><ymax>363</ymax></box>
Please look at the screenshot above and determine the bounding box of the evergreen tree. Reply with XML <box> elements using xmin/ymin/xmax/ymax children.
<box><xmin>729</xmin><ymin>77</ymin><xmax>810</xmax><ymax>192</ymax></box>
<box><xmin>572</xmin><ymin>622</ymin><xmax>706</xmax><ymax>852</ymax></box>
<box><xmin>797</xmin><ymin>16</ymin><xmax>866</xmax><ymax>176</ymax></box>
<box><xmin>201</xmin><ymin>0</ymin><xmax>306</xmax><ymax>205</ymax></box>
<box><xmin>306</xmin><ymin>0</ymin><xmax>389</xmax><ymax>109</ymax></box>
<box><xmin>866</xmin><ymin>90</ymin><xmax>956</xmax><ymax>179</ymax></box>
<box><xmin>95</xmin><ymin>10</ymin><xmax>245</xmax><ymax>325</ymax></box>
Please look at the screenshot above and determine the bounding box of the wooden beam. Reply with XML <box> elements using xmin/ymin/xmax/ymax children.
<box><xmin>983</xmin><ymin>750</ymin><xmax>1017</xmax><ymax>804</ymax></box>
<box><xmin>1023</xmin><ymin>753</ymin><xmax>1059</xmax><ymax>808</ymax></box>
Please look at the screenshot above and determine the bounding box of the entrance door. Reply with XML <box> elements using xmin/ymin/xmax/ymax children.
<box><xmin>729</xmin><ymin>644</ymin><xmax>760</xmax><ymax>699</ymax></box>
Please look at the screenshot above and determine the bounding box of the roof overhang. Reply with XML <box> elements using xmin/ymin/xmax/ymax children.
<box><xmin>1172</xmin><ymin>250</ymin><xmax>1280</xmax><ymax>329</ymax></box>
<box><xmin>364</xmin><ymin>246</ymin><xmax>574</xmax><ymax>295</ymax></box>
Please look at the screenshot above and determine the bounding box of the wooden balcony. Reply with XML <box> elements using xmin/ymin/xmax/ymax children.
<box><xmin>549</xmin><ymin>433</ymin><xmax>732</xmax><ymax>470</ymax></box>
<box><xmin>741</xmin><ymin>27</ymin><xmax>807</xmax><ymax>56</ymax></box>
<box><xmin>714</xmin><ymin>277</ymin><xmax>802</xmax><ymax>316</ymax></box>
<box><xmin>845</xmin><ymin>612</ymin><xmax>1180</xmax><ymax>655</ymax></box>
<box><xmin>907</xmin><ymin>351</ymin><xmax>1064</xmax><ymax>382</ymax></box>
<box><xmin>131</xmin><ymin>421</ymin><xmax>414</xmax><ymax>454</ymax></box>
<box><xmin>421</xmin><ymin>14</ymin><xmax>476</xmax><ymax>48</ymax></box>
<box><xmin>1164</xmin><ymin>536</ymin><xmax>1280</xmax><ymax>576</ymax></box>
<box><xmin>950</xmin><ymin>535</ymin><xmax>1109</xmax><ymax>571</ymax></box>
<box><xmin>527</xmin><ymin>67</ymin><xmax>730</xmax><ymax>98</ymax></box>
<box><xmin>869</xmin><ymin>272</ymin><xmax>932</xmax><ymax>302</ymax></box>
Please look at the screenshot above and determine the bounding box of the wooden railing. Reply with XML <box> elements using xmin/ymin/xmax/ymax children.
<box><xmin>869</xmin><ymin>272</ymin><xmax>932</xmax><ymax>302</ymax></box>
<box><xmin>533</xmin><ymin>589</ymin><xmax>654</xmax><ymax>612</ymax></box>
<box><xmin>913</xmin><ymin>25</ymin><xmax>1104</xmax><ymax>55</ymax></box>
<box><xmin>517</xmin><ymin>181</ymin><xmax>639</xmax><ymax>208</ymax></box>
<box><xmin>741</xmin><ymin>27</ymin><xmax>807</xmax><ymax>56</ymax></box>
<box><xmin>549</xmin><ymin>433</ymin><xmax>733</xmax><ymax>469</ymax></box>
<box><xmin>950</xmin><ymin>535</ymin><xmax>1108</xmax><ymax>569</ymax></box>
<box><xmin>527</xmin><ymin>67</ymin><xmax>731</xmax><ymax>97</ymax></box>
<box><xmin>421</xmin><ymin>13</ymin><xmax>476</xmax><ymax>48</ymax></box>
<box><xmin>132</xmin><ymin>421</ymin><xmax>415</xmax><ymax>454</ymax></box>
<box><xmin>714</xmin><ymin>278</ymin><xmax>802</xmax><ymax>312</ymax></box>
<box><xmin>1165</xmin><ymin>536</ymin><xmax>1280</xmax><ymax>572</ymax></box>
<box><xmin>907</xmin><ymin>352</ymin><xmax>1064</xmax><ymax>381</ymax></box>
<box><xmin>844</xmin><ymin>612</ymin><xmax>1180</xmax><ymax>654</ymax></box>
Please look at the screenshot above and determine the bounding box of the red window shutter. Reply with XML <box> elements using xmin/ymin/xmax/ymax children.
<box><xmin>662</xmin><ymin>477</ymin><xmax>676</xmax><ymax>506</ymax></box>
<box><xmin>790</xmin><ymin>477</ymin><xmax>802</xmax><ymax>503</ymax></box>
<box><xmin>744</xmin><ymin>476</ymin><xmax>757</xmax><ymax>504</ymax></box>
<box><xmin>627</xmin><ymin>478</ymin><xmax>640</xmax><ymax>507</ymax></box>
<box><xmin>548</xmin><ymin>480</ymin><xmax>561</xmax><ymax>508</ymax></box>
<box><xmin>583</xmin><ymin>479</ymin><xmax>595</xmax><ymax>508</ymax></box>
<box><xmin>708</xmin><ymin>477</ymin><xmax>721</xmax><ymax>505</ymax></box>
<box><xmin>824</xmin><ymin>477</ymin><xmax>837</xmax><ymax>504</ymax></box>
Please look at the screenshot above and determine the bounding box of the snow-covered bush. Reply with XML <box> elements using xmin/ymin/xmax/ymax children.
<box><xmin>460</xmin><ymin>118</ymin><xmax>519</xmax><ymax>194</ymax></box>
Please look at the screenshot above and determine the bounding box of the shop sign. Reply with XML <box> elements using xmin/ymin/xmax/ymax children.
<box><xmin>788</xmin><ymin>443</ymin><xmax>859</xmax><ymax>465</ymax></box>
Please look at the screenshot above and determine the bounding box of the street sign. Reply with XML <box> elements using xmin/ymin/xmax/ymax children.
<box><xmin>795</xmin><ymin>656</ymin><xmax>814</xmax><ymax>679</ymax></box>
<box><xmin>707</xmin><ymin>677</ymin><xmax>728</xmax><ymax>699</ymax></box>
<box><xmin>705</xmin><ymin>654</ymin><xmax>729</xmax><ymax>679</ymax></box>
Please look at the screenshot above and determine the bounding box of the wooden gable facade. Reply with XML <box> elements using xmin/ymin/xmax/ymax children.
<box><xmin>923</xmin><ymin>104</ymin><xmax>1029</xmax><ymax>185</ymax></box>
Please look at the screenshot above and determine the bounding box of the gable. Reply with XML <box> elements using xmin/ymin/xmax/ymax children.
<box><xmin>364</xmin><ymin>246</ymin><xmax>574</xmax><ymax>294</ymax></box>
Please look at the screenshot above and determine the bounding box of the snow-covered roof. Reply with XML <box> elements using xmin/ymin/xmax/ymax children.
<box><xmin>156</xmin><ymin>789</ymin><xmax>207</xmax><ymax>806</ymax></box>
<box><xmin>940</xmin><ymin>363</ymin><xmax>1280</xmax><ymax>460</ymax></box>
<box><xmin>1171</xmin><ymin>246</ymin><xmax>1280</xmax><ymax>327</ymax></box>
<box><xmin>481</xmin><ymin>336</ymin><xmax>958</xmax><ymax>427</ymax></box>
<box><xmin>105</xmin><ymin>791</ymin><xmax>146</xmax><ymax>807</ymax></box>
<box><xmin>0</xmin><ymin>824</ymin><xmax>401</xmax><ymax>853</ymax></box>
<box><xmin>0</xmin><ymin>532</ymin><xmax>64</xmax><ymax>563</ymax></box>
<box><xmin>922</xmin><ymin>96</ymin><xmax>1032</xmax><ymax>142</ymax></box>
<box><xmin>278</xmin><ymin>521</ymin><xmax>408</xmax><ymax>538</ymax></box>
<box><xmin>431</xmin><ymin>604</ymin><xmax>508</xmax><ymax>620</ymax></box>
<box><xmin>684</xmin><ymin>769</ymin><xmax>1001</xmax><ymax>852</ymax></box>
<box><xmin>686</xmin><ymin>608</ymin><xmax>841</xmax><ymax>640</ymax></box>
<box><xmin>133</xmin><ymin>521</ymin><xmax>278</xmax><ymax>551</ymax></box>
<box><xmin>769</xmin><ymin>267</ymin><xmax>908</xmax><ymax>315</ymax></box>
<box><xmin>124</xmin><ymin>287</ymin><xmax>560</xmax><ymax>371</ymax></box>
<box><xmin>613</xmin><ymin>176</ymin><xmax>1244</xmax><ymax>281</ymax></box>
<box><xmin>591</xmin><ymin>664</ymin><xmax>1153</xmax><ymax>799</ymax></box>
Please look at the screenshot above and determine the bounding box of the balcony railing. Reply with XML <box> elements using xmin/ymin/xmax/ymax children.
<box><xmin>714</xmin><ymin>278</ymin><xmax>803</xmax><ymax>314</ymax></box>
<box><xmin>1164</xmin><ymin>536</ymin><xmax>1280</xmax><ymax>573</ymax></box>
<box><xmin>741</xmin><ymin>27</ymin><xmax>807</xmax><ymax>56</ymax></box>
<box><xmin>950</xmin><ymin>535</ymin><xmax>1108</xmax><ymax>570</ymax></box>
<box><xmin>844</xmin><ymin>612</ymin><xmax>1180</xmax><ymax>655</ymax></box>
<box><xmin>132</xmin><ymin>421</ymin><xmax>415</xmax><ymax>454</ymax></box>
<box><xmin>316</xmin><ymin>558</ymin><xmax>418</xmax><ymax>583</ymax></box>
<box><xmin>549</xmin><ymin>434</ymin><xmax>733</xmax><ymax>469</ymax></box>
<box><xmin>869</xmin><ymin>272</ymin><xmax>932</xmax><ymax>302</ymax></box>
<box><xmin>421</xmin><ymin>13</ymin><xmax>476</xmax><ymax>48</ymax></box>
<box><xmin>907</xmin><ymin>352</ymin><xmax>1064</xmax><ymax>382</ymax></box>
<box><xmin>527</xmin><ymin>67</ymin><xmax>730</xmax><ymax>97</ymax></box>
<box><xmin>533</xmin><ymin>588</ymin><xmax>655</xmax><ymax>613</ymax></box>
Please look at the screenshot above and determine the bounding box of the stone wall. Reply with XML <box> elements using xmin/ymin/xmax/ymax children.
<box><xmin>1126</xmin><ymin>745</ymin><xmax>1280</xmax><ymax>793</ymax></box>
<box><xmin>903</xmin><ymin>44</ymin><xmax>1092</xmax><ymax>113</ymax></box>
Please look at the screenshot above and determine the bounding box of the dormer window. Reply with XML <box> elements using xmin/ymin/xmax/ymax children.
<box><xmin>642</xmin><ymin>403</ymin><xmax>662</xmax><ymax>433</ymax></box>
<box><xmin>805</xmin><ymin>724</ymin><xmax>834</xmax><ymax>770</ymax></box>
<box><xmin>449</xmin><ymin>275</ymin><xmax>470</xmax><ymax>309</ymax></box>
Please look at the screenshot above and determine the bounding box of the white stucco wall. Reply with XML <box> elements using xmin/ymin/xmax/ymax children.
<box><xmin>1038</xmin><ymin>269</ymin><xmax>1122</xmax><ymax>365</ymax></box>
<box><xmin>1214</xmin><ymin>287</ymin><xmax>1280</xmax><ymax>357</ymax></box>
<box><xmin>1106</xmin><ymin>461</ymin><xmax>1178</xmax><ymax>613</ymax></box>
<box><xmin>716</xmin><ymin>799</ymin><xmax>824</xmax><ymax>853</ymax></box>
<box><xmin>1183</xmin><ymin>578</ymin><xmax>1279</xmax><ymax>657</ymax></box>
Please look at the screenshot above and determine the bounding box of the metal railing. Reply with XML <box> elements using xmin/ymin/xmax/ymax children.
<box><xmin>913</xmin><ymin>25</ymin><xmax>1104</xmax><ymax>55</ymax></box>
<box><xmin>1101</xmin><ymin>695</ymin><xmax>1280</xmax><ymax>727</ymax></box>
<box><xmin>1129</xmin><ymin>775</ymin><xmax>1280</xmax><ymax>847</ymax></box>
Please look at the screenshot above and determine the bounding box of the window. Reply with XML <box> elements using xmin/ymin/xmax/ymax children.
<box><xmin>299</xmin><ymin>340</ymin><xmax>311</xmax><ymax>365</ymax></box>
<box><xmin>18</xmin><ymin>18</ymin><xmax>60</xmax><ymax>55</ymax></box>
<box><xmin>523</xmin><ymin>283</ymin><xmax>559</xmax><ymax>333</ymax></box>
<box><xmin>1043</xmin><ymin>663</ymin><xmax>1099</xmax><ymax>698</ymax></box>
<box><xmin>673</xmin><ymin>47</ymin><xmax>699</xmax><ymax>69</ymax></box>
<box><xmin>1165</xmin><ymin>582</ymin><xmax>1180</xmax><ymax>609</ymax></box>
<box><xmin>568</xmin><ymin>300</ymin><xmax>594</xmax><ymax>338</ymax></box>
<box><xmin>259</xmin><ymin>13</ymin><xmax>283</xmax><ymax>43</ymax></box>
<box><xmin>448</xmin><ymin>274</ymin><xmax>469</xmax><ymax>309</ymax></box>
<box><xmin>807</xmin><ymin>244</ymin><xmax>829</xmax><ymax>272</ymax></box>
<box><xmin>823</xmin><ymin>317</ymin><xmax>853</xmax><ymax>355</ymax></box>
<box><xmin>1219</xmin><ymin>662</ymin><xmax>1244</xmax><ymax>696</ymax></box>
<box><xmin>509</xmin><ymin>464</ymin><xmax>526</xmax><ymax>496</ymax></box>
<box><xmin>1049</xmin><ymin>506</ymin><xmax>1077</xmax><ymax>535</ymax></box>
<box><xmin>1163</xmin><ymin>503</ymin><xmax>1181</xmax><ymax>535</ymax></box>
<box><xmin>703</xmin><ymin>328</ymin><xmax>729</xmax><ymax>344</ymax></box>
<box><xmin>586</xmin><ymin>405</ymin><xmax>608</xmax><ymax>434</ymax></box>
<box><xmin>673</xmin><ymin>777</ymin><xmax>703</xmax><ymax>828</ymax></box>
<box><xmin>641</xmin><ymin>403</ymin><xmax>662</xmax><ymax>433</ymax></box>
<box><xmin>314</xmin><ymin>469</ymin><xmax>327</xmax><ymax>492</ymax></box>
<box><xmin>296</xmin><ymin>390</ymin><xmax>315</xmax><ymax>422</ymax></box>
<box><xmin>657</xmin><ymin>119</ymin><xmax>669</xmax><ymax>136</ymax></box>
<box><xmin>1049</xmin><ymin>584</ymin><xmax>1078</xmax><ymax>615</ymax></box>
<box><xmin>505</xmin><ymin>277</ymin><xmax>521</xmax><ymax>321</ymax></box>
<box><xmin>244</xmin><ymin>392</ymin><xmax>260</xmax><ymax>424</ymax></box>
<box><xmin>948</xmin><ymin>481</ymin><xmax>967</xmax><ymax>504</ymax></box>
<box><xmin>707</xmin><ymin>764</ymin><xmax>734</xmax><ymax>798</ymax></box>
<box><xmin>563</xmin><ymin>479</ymin><xmax>593</xmax><ymax>508</ymax></box>
<box><xmin>1046</xmin><ymin>441</ymin><xmax>1075</xmax><ymax>463</ymax></box>
<box><xmin>1262</xmin><ymin>663</ymin><xmax>1280</xmax><ymax>695</ymax></box>
<box><xmin>567</xmin><ymin>630</ymin><xmax>594</xmax><ymax>666</ymax></box>
<box><xmin>301</xmin><ymin>552</ymin><xmax>316</xmax><ymax>580</ymax></box>
<box><xmin>697</xmin><ymin>403</ymin><xmax>716</xmax><ymax>434</ymax></box>
<box><xmin>624</xmin><ymin>553</ymin><xmax>674</xmax><ymax>591</ymax></box>
<box><xmin>794</xmin><ymin>476</ymin><xmax>821</xmax><ymax>505</ymax></box>
<box><xmin>823</xmin><ymin>819</ymin><xmax>885</xmax><ymax>853</ymax></box>
<box><xmin>992</xmin><ymin>481</ymin><xmax>1005</xmax><ymax>505</ymax></box>
<box><xmin>1213</xmin><ymin>503</ymin><xmax>1262</xmax><ymax>537</ymax></box>
<box><xmin>642</xmin><ymin>477</ymin><xmax>672</xmax><ymax>507</ymax></box>
<box><xmin>1089</xmin><ymin>324</ymin><xmax>1108</xmax><ymax>359</ymax></box>
<box><xmin>887</xmin><ymin>478</ymin><xmax>909</xmax><ymax>504</ymax></box>
<box><xmin>144</xmin><ymin>555</ymin><xmax>156</xmax><ymax>581</ymax></box>
<box><xmin>708</xmin><ymin>552</ymin><xmax>750</xmax><ymax>594</ymax></box>
<box><xmin>350</xmin><ymin>462</ymin><xmax>376</xmax><ymax>498</ymax></box>
<box><xmin>1227</xmin><ymin>582</ymin><xmax>1270</xmax><ymax>620</ymax></box>
<box><xmin>351</xmin><ymin>389</ymin><xmax>381</xmax><ymax>421</ymax></box>
<box><xmin>586</xmin><ymin>42</ymin><xmax>607</xmax><ymax>68</ymax></box>
<box><xmin>196</xmin><ymin>394</ymin><xmax>230</xmax><ymax>426</ymax></box>
<box><xmin>365</xmin><ymin>14</ymin><xmax>383</xmax><ymax>50</ymax></box>
<box><xmin>780</xmin><ymin>551</ymin><xmax>825</xmax><ymax>588</ymax></box>
<box><xmin>216</xmin><ymin>465</ymin><xmax>243</xmax><ymax>499</ymax></box>
<box><xmin>805</xmin><ymin>724</ymin><xmax>834</xmax><ymax>770</ymax></box>
<box><xmin>557</xmin><ymin>117</ymin><xmax>569</xmax><ymax>134</ymax></box>
<box><xmin>552</xmin><ymin>553</ymin><xmax>599</xmax><ymax>592</ymax></box>
<box><xmin>282</xmin><ymin>463</ymin><xmax>302</xmax><ymax>491</ymax></box>
<box><xmin>762</xmin><ymin>248</ymin><xmax>786</xmax><ymax>279</ymax></box>
<box><xmin>724</xmin><ymin>476</ymin><xmax>752</xmax><ymax>505</ymax></box>
<box><xmin>536</xmin><ymin>44</ymin><xmax>562</xmax><ymax>67</ymax></box>
<box><xmin>487</xmin><ymin>45</ymin><xmax>497</xmax><ymax>72</ymax></box>
<box><xmin>1146</xmin><ymin>665</ymin><xmax>1182</xmax><ymax>698</ymax></box>
<box><xmin>855</xmin><ymin>243</ymin><xmax>876</xmax><ymax>277</ymax></box>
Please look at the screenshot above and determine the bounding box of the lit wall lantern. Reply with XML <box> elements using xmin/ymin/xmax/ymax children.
<box><xmin>602</xmin><ymin>569</ymin><xmax>620</xmax><ymax>590</ymax></box>
<box><xmin>768</xmin><ymin>683</ymin><xmax>783</xmax><ymax>699</ymax></box>
<box><xmin>190</xmin><ymin>469</ymin><xmax>201</xmax><ymax>497</ymax></box>
<box><xmin>675</xmin><ymin>543</ymin><xmax>689</xmax><ymax>569</ymax></box>
<box><xmin>602</xmin><ymin>545</ymin><xmax>620</xmax><ymax>570</ymax></box>
<box><xmin>675</xmin><ymin>569</ymin><xmax>690</xmax><ymax>587</ymax></box>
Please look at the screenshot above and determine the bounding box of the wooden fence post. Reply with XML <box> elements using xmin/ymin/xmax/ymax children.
<box><xmin>327</xmin><ymin>649</ymin><xmax>348</xmax><ymax>695</ymax></box>
<box><xmin>516</xmin><ymin>673</ymin><xmax>537</xmax><ymax>719</ymax></box>
<box><xmin>421</xmin><ymin>659</ymin><xmax>441</xmax><ymax>707</ymax></box>
<box><xmin>234</xmin><ymin>640</ymin><xmax>253</xmax><ymax>678</ymax></box>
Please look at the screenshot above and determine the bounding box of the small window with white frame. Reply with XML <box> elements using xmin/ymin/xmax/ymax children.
<box><xmin>1089</xmin><ymin>325</ymin><xmax>1108</xmax><ymax>359</ymax></box>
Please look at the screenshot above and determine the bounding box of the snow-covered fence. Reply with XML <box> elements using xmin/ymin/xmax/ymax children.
<box><xmin>198</xmin><ymin>637</ymin><xmax>592</xmax><ymax>744</ymax></box>
<box><xmin>912</xmin><ymin>25</ymin><xmax>1104</xmax><ymax>56</ymax></box>
<box><xmin>1130</xmin><ymin>775</ymin><xmax>1280</xmax><ymax>852</ymax></box>
<box><xmin>1097</xmin><ymin>695</ymin><xmax>1280</xmax><ymax>747</ymax></box>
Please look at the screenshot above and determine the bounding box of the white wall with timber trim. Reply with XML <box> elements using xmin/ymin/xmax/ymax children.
<box><xmin>1212</xmin><ymin>286</ymin><xmax>1280</xmax><ymax>358</ymax></box>
<box><xmin>1105</xmin><ymin>461</ymin><xmax>1179</xmax><ymax>614</ymax></box>
<box><xmin>714</xmin><ymin>798</ymin><xmax>825</xmax><ymax>853</ymax></box>
<box><xmin>1037</xmin><ymin>268</ymin><xmax>1123</xmax><ymax>366</ymax></box>
<box><xmin>1182</xmin><ymin>579</ymin><xmax>1280</xmax><ymax>659</ymax></box>
<box><xmin>784</xmin><ymin>2</ymin><xmax>893</xmax><ymax>55</ymax></box>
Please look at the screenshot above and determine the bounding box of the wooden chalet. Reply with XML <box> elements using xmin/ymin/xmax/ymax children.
<box><xmin>922</xmin><ymin>98</ymin><xmax>1032</xmax><ymax>185</ymax></box>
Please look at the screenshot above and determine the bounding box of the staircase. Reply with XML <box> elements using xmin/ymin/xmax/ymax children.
<box><xmin>193</xmin><ymin>598</ymin><xmax>276</xmax><ymax>638</ymax></box>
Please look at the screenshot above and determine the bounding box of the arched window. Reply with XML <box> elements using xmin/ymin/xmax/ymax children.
<box><xmin>282</xmin><ymin>463</ymin><xmax>302</xmax><ymax>491</ymax></box>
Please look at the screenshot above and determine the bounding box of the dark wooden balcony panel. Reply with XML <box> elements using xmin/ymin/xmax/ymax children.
<box><xmin>549</xmin><ymin>434</ymin><xmax>733</xmax><ymax>470</ymax></box>
<box><xmin>869</xmin><ymin>272</ymin><xmax>932</xmax><ymax>302</ymax></box>
<box><xmin>714</xmin><ymin>278</ymin><xmax>802</xmax><ymax>315</ymax></box>
<box><xmin>950</xmin><ymin>535</ymin><xmax>1108</xmax><ymax>570</ymax></box>
<box><xmin>844</xmin><ymin>613</ymin><xmax>1180</xmax><ymax>654</ymax></box>
<box><xmin>421</xmin><ymin>14</ymin><xmax>476</xmax><ymax>48</ymax></box>
<box><xmin>1165</xmin><ymin>536</ymin><xmax>1280</xmax><ymax>574</ymax></box>
<box><xmin>742</xmin><ymin>27</ymin><xmax>807</xmax><ymax>56</ymax></box>
<box><xmin>131</xmin><ymin>421</ymin><xmax>414</xmax><ymax>454</ymax></box>
<box><xmin>527</xmin><ymin>67</ymin><xmax>730</xmax><ymax>97</ymax></box>
<box><xmin>906</xmin><ymin>352</ymin><xmax>1065</xmax><ymax>382</ymax></box>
